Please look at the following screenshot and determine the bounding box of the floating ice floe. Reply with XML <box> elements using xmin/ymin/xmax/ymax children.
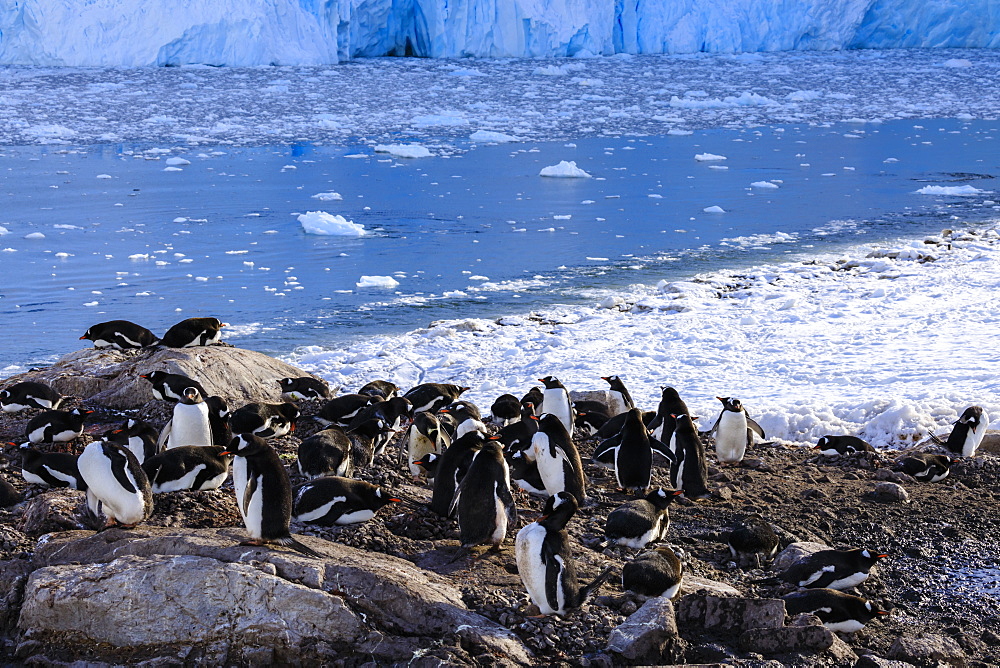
<box><xmin>373</xmin><ymin>144</ymin><xmax>433</xmax><ymax>159</ymax></box>
<box><xmin>915</xmin><ymin>185</ymin><xmax>988</xmax><ymax>196</ymax></box>
<box><xmin>470</xmin><ymin>130</ymin><xmax>519</xmax><ymax>143</ymax></box>
<box><xmin>703</xmin><ymin>205</ymin><xmax>726</xmax><ymax>213</ymax></box>
<box><xmin>539</xmin><ymin>161</ymin><xmax>591</xmax><ymax>178</ymax></box>
<box><xmin>96</xmin><ymin>174</ymin><xmax>112</xmax><ymax>179</ymax></box>
<box><xmin>24</xmin><ymin>232</ymin><xmax>45</xmax><ymax>239</ymax></box>
<box><xmin>165</xmin><ymin>157</ymin><xmax>191</xmax><ymax>166</ymax></box>
<box><xmin>298</xmin><ymin>211</ymin><xmax>367</xmax><ymax>237</ymax></box>
<box><xmin>356</xmin><ymin>275</ymin><xmax>399</xmax><ymax>289</ymax></box>
<box><xmin>0</xmin><ymin>226</ymin><xmax>8</xmax><ymax>235</ymax></box>
<box><xmin>751</xmin><ymin>181</ymin><xmax>780</xmax><ymax>189</ymax></box>
<box><xmin>311</xmin><ymin>192</ymin><xmax>343</xmax><ymax>201</ymax></box>
<box><xmin>695</xmin><ymin>153</ymin><xmax>727</xmax><ymax>161</ymax></box>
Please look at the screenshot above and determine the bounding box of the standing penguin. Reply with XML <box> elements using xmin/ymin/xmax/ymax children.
<box><xmin>428</xmin><ymin>431</ymin><xmax>484</xmax><ymax>517</ymax></box>
<box><xmin>1</xmin><ymin>381</ymin><xmax>64</xmax><ymax>412</ymax></box>
<box><xmin>782</xmin><ymin>589</ymin><xmax>889</xmax><ymax>632</ymax></box>
<box><xmin>293</xmin><ymin>477</ymin><xmax>402</xmax><ymax>525</ymax></box>
<box><xmin>406</xmin><ymin>412</ymin><xmax>450</xmax><ymax>479</ymax></box>
<box><xmin>895</xmin><ymin>453</ymin><xmax>955</xmax><ymax>482</ymax></box>
<box><xmin>515</xmin><ymin>491</ymin><xmax>614</xmax><ymax>616</ymax></box>
<box><xmin>450</xmin><ymin>440</ymin><xmax>518</xmax><ymax>550</ymax></box>
<box><xmin>78</xmin><ymin>440</ymin><xmax>153</xmax><ymax>528</ymax></box>
<box><xmin>622</xmin><ymin>546</ymin><xmax>685</xmax><ymax>599</ymax></box>
<box><xmin>710</xmin><ymin>397</ymin><xmax>765</xmax><ymax>466</ymax></box>
<box><xmin>278</xmin><ymin>377</ymin><xmax>332</xmax><ymax>401</ymax></box>
<box><xmin>605</xmin><ymin>487</ymin><xmax>683</xmax><ymax>549</ymax></box>
<box><xmin>945</xmin><ymin>406</ymin><xmax>988</xmax><ymax>457</ymax></box>
<box><xmin>205</xmin><ymin>396</ymin><xmax>232</xmax><ymax>446</ymax></box>
<box><xmin>670</xmin><ymin>413</ymin><xmax>711</xmax><ymax>499</ymax></box>
<box><xmin>105</xmin><ymin>418</ymin><xmax>159</xmax><ymax>464</ymax></box>
<box><xmin>530</xmin><ymin>413</ymin><xmax>586</xmax><ymax>505</ymax></box>
<box><xmin>25</xmin><ymin>408</ymin><xmax>88</xmax><ymax>444</ymax></box>
<box><xmin>222</xmin><ymin>434</ymin><xmax>323</xmax><ymax>558</ymax></box>
<box><xmin>601</xmin><ymin>375</ymin><xmax>635</xmax><ymax>416</ymax></box>
<box><xmin>648</xmin><ymin>386</ymin><xmax>691</xmax><ymax>443</ymax></box>
<box><xmin>592</xmin><ymin>408</ymin><xmax>675</xmax><ymax>493</ymax></box>
<box><xmin>538</xmin><ymin>376</ymin><xmax>575</xmax><ymax>437</ymax></box>
<box><xmin>159</xmin><ymin>387</ymin><xmax>212</xmax><ymax>450</ymax></box>
<box><xmin>80</xmin><ymin>320</ymin><xmax>158</xmax><ymax>349</ymax></box>
<box><xmin>158</xmin><ymin>316</ymin><xmax>227</xmax><ymax>348</ymax></box>
<box><xmin>727</xmin><ymin>514</ymin><xmax>779</xmax><ymax>569</ymax></box>
<box><xmin>403</xmin><ymin>383</ymin><xmax>469</xmax><ymax>414</ymax></box>
<box><xmin>493</xmin><ymin>403</ymin><xmax>539</xmax><ymax>454</ymax></box>
<box><xmin>142</xmin><ymin>445</ymin><xmax>233</xmax><ymax>493</ymax></box>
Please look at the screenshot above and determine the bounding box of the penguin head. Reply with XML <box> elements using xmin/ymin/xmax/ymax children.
<box><xmin>814</xmin><ymin>436</ymin><xmax>829</xmax><ymax>450</ymax></box>
<box><xmin>374</xmin><ymin>487</ymin><xmax>403</xmax><ymax>505</ymax></box>
<box><xmin>413</xmin><ymin>452</ymin><xmax>439</xmax><ymax>468</ymax></box>
<box><xmin>278</xmin><ymin>378</ymin><xmax>296</xmax><ymax>389</ymax></box>
<box><xmin>537</xmin><ymin>376</ymin><xmax>562</xmax><ymax>389</ymax></box>
<box><xmin>717</xmin><ymin>396</ymin><xmax>742</xmax><ymax>411</ymax></box>
<box><xmin>206</xmin><ymin>396</ymin><xmax>229</xmax><ymax>418</ymax></box>
<box><xmin>181</xmin><ymin>387</ymin><xmax>204</xmax><ymax>404</ymax></box>
<box><xmin>958</xmin><ymin>406</ymin><xmax>984</xmax><ymax>429</ymax></box>
<box><xmin>278</xmin><ymin>403</ymin><xmax>301</xmax><ymax>421</ymax></box>
<box><xmin>860</xmin><ymin>549</ymin><xmax>890</xmax><ymax>561</ymax></box>
<box><xmin>223</xmin><ymin>433</ymin><xmax>268</xmax><ymax>457</ymax></box>
<box><xmin>80</xmin><ymin>328</ymin><xmax>93</xmax><ymax>341</ymax></box>
<box><xmin>140</xmin><ymin>370</ymin><xmax>165</xmax><ymax>383</ymax></box>
<box><xmin>647</xmin><ymin>487</ymin><xmax>683</xmax><ymax>508</ymax></box>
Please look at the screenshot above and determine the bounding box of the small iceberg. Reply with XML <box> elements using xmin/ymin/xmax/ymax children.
<box><xmin>915</xmin><ymin>185</ymin><xmax>987</xmax><ymax>196</ymax></box>
<box><xmin>373</xmin><ymin>144</ymin><xmax>433</xmax><ymax>159</ymax></box>
<box><xmin>356</xmin><ymin>275</ymin><xmax>399</xmax><ymax>288</ymax></box>
<box><xmin>539</xmin><ymin>160</ymin><xmax>591</xmax><ymax>178</ymax></box>
<box><xmin>298</xmin><ymin>211</ymin><xmax>367</xmax><ymax>236</ymax></box>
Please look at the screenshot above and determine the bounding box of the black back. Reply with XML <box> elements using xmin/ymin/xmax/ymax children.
<box><xmin>429</xmin><ymin>431</ymin><xmax>483</xmax><ymax>516</ymax></box>
<box><xmin>0</xmin><ymin>381</ymin><xmax>63</xmax><ymax>410</ymax></box>
<box><xmin>728</xmin><ymin>514</ymin><xmax>779</xmax><ymax>565</ymax></box>
<box><xmin>142</xmin><ymin>445</ymin><xmax>231</xmax><ymax>491</ymax></box>
<box><xmin>490</xmin><ymin>394</ymin><xmax>522</xmax><ymax>422</ymax></box>
<box><xmin>816</xmin><ymin>434</ymin><xmax>874</xmax><ymax>455</ymax></box>
<box><xmin>297</xmin><ymin>427</ymin><xmax>353</xmax><ymax>478</ymax></box>
<box><xmin>622</xmin><ymin>546</ymin><xmax>684</xmax><ymax>597</ymax></box>
<box><xmin>672</xmin><ymin>413</ymin><xmax>709</xmax><ymax>498</ymax></box>
<box><xmin>648</xmin><ymin>386</ymin><xmax>690</xmax><ymax>438</ymax></box>
<box><xmin>782</xmin><ymin>548</ymin><xmax>887</xmax><ymax>588</ymax></box>
<box><xmin>81</xmin><ymin>320</ymin><xmax>158</xmax><ymax>348</ymax></box>
<box><xmin>318</xmin><ymin>393</ymin><xmax>381</xmax><ymax>426</ymax></box>
<box><xmin>453</xmin><ymin>441</ymin><xmax>517</xmax><ymax>547</ymax></box>
<box><xmin>233</xmin><ymin>434</ymin><xmax>293</xmax><ymax>541</ymax></box>
<box><xmin>142</xmin><ymin>371</ymin><xmax>207</xmax><ymax>403</ymax></box>
<box><xmin>783</xmin><ymin>588</ymin><xmax>885</xmax><ymax>626</ymax></box>
<box><xmin>359</xmin><ymin>379</ymin><xmax>400</xmax><ymax>400</ymax></box>
<box><xmin>278</xmin><ymin>376</ymin><xmax>331</xmax><ymax>400</ymax></box>
<box><xmin>292</xmin><ymin>476</ymin><xmax>399</xmax><ymax>525</ymax></box>
<box><xmin>945</xmin><ymin>406</ymin><xmax>985</xmax><ymax>455</ymax></box>
<box><xmin>403</xmin><ymin>383</ymin><xmax>469</xmax><ymax>413</ymax></box>
<box><xmin>25</xmin><ymin>409</ymin><xmax>86</xmax><ymax>442</ymax></box>
<box><xmin>159</xmin><ymin>317</ymin><xmax>225</xmax><ymax>347</ymax></box>
<box><xmin>19</xmin><ymin>446</ymin><xmax>86</xmax><ymax>490</ymax></box>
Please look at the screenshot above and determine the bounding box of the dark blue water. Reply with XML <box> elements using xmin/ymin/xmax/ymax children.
<box><xmin>1</xmin><ymin>119</ymin><xmax>997</xmax><ymax>371</ymax></box>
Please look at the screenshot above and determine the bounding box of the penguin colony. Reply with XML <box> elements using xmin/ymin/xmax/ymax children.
<box><xmin>0</xmin><ymin>314</ymin><xmax>990</xmax><ymax>654</ymax></box>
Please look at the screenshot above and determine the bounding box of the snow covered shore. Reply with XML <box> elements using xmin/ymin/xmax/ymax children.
<box><xmin>292</xmin><ymin>226</ymin><xmax>1000</xmax><ymax>449</ymax></box>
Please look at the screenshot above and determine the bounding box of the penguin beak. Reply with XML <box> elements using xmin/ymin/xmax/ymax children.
<box><xmin>876</xmin><ymin>553</ymin><xmax>889</xmax><ymax>559</ymax></box>
<box><xmin>388</xmin><ymin>497</ymin><xmax>402</xmax><ymax>503</ymax></box>
<box><xmin>219</xmin><ymin>451</ymin><xmax>232</xmax><ymax>456</ymax></box>
<box><xmin>672</xmin><ymin>490</ymin><xmax>684</xmax><ymax>497</ymax></box>
<box><xmin>79</xmin><ymin>335</ymin><xmax>87</xmax><ymax>340</ymax></box>
<box><xmin>289</xmin><ymin>423</ymin><xmax>296</xmax><ymax>433</ymax></box>
<box><xmin>221</xmin><ymin>322</ymin><xmax>229</xmax><ymax>327</ymax></box>
<box><xmin>876</xmin><ymin>609</ymin><xmax>890</xmax><ymax>616</ymax></box>
<box><xmin>530</xmin><ymin>415</ymin><xmax>540</xmax><ymax>421</ymax></box>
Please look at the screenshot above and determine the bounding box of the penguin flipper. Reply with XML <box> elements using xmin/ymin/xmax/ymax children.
<box><xmin>157</xmin><ymin>419</ymin><xmax>172</xmax><ymax>451</ymax></box>
<box><xmin>649</xmin><ymin>437</ymin><xmax>678</xmax><ymax>463</ymax></box>
<box><xmin>542</xmin><ymin>539</ymin><xmax>565</xmax><ymax>613</ymax></box>
<box><xmin>103</xmin><ymin>443</ymin><xmax>137</xmax><ymax>494</ymax></box>
<box><xmin>592</xmin><ymin>434</ymin><xmax>621</xmax><ymax>463</ymax></box>
<box><xmin>274</xmin><ymin>535</ymin><xmax>325</xmax><ymax>560</ymax></box>
<box><xmin>577</xmin><ymin>565</ymin><xmax>615</xmax><ymax>608</ymax></box>
<box><xmin>747</xmin><ymin>418</ymin><xmax>765</xmax><ymax>440</ymax></box>
<box><xmin>498</xmin><ymin>482</ymin><xmax>518</xmax><ymax>525</ymax></box>
<box><xmin>708</xmin><ymin>412</ymin><xmax>723</xmax><ymax>436</ymax></box>
<box><xmin>242</xmin><ymin>473</ymin><xmax>259</xmax><ymax>517</ymax></box>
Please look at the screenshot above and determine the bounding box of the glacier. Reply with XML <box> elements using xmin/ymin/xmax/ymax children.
<box><xmin>0</xmin><ymin>0</ymin><xmax>997</xmax><ymax>66</ymax></box>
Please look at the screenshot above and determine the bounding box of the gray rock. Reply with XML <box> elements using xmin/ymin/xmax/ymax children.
<box><xmin>855</xmin><ymin>655</ymin><xmax>918</xmax><ymax>668</ymax></box>
<box><xmin>2</xmin><ymin>345</ymin><xmax>314</xmax><ymax>409</ymax></box>
<box><xmin>25</xmin><ymin>527</ymin><xmax>532</xmax><ymax>664</ymax></box>
<box><xmin>678</xmin><ymin>575</ymin><xmax>742</xmax><ymax>598</ymax></box>
<box><xmin>772</xmin><ymin>541</ymin><xmax>829</xmax><ymax>571</ymax></box>
<box><xmin>606</xmin><ymin>597</ymin><xmax>679</xmax><ymax>662</ymax></box>
<box><xmin>872</xmin><ymin>482</ymin><xmax>910</xmax><ymax>503</ymax></box>
<box><xmin>18</xmin><ymin>490</ymin><xmax>88</xmax><ymax>536</ymax></box>
<box><xmin>888</xmin><ymin>634</ymin><xmax>966</xmax><ymax>667</ymax></box>
<box><xmin>739</xmin><ymin>624</ymin><xmax>834</xmax><ymax>653</ymax></box>
<box><xmin>676</xmin><ymin>595</ymin><xmax>785</xmax><ymax>633</ymax></box>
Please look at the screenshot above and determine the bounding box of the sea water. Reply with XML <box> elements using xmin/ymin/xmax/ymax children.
<box><xmin>1</xmin><ymin>118</ymin><xmax>997</xmax><ymax>372</ymax></box>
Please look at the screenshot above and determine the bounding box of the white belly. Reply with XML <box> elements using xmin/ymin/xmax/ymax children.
<box><xmin>516</xmin><ymin>522</ymin><xmax>562</xmax><ymax>615</ymax></box>
<box><xmin>51</xmin><ymin>428</ymin><xmax>80</xmax><ymax>443</ymax></box>
<box><xmin>824</xmin><ymin>619</ymin><xmax>865</xmax><ymax>633</ymax></box>
<box><xmin>715</xmin><ymin>412</ymin><xmax>748</xmax><ymax>463</ymax></box>
<box><xmin>608</xmin><ymin>391</ymin><xmax>628</xmax><ymax>416</ymax></box>
<box><xmin>491</xmin><ymin>481</ymin><xmax>509</xmax><ymax>544</ymax></box>
<box><xmin>408</xmin><ymin>430</ymin><xmax>439</xmax><ymax>477</ymax></box>
<box><xmin>542</xmin><ymin>389</ymin><xmax>573</xmax><ymax>436</ymax></box>
<box><xmin>243</xmin><ymin>474</ymin><xmax>264</xmax><ymax>538</ymax></box>
<box><xmin>232</xmin><ymin>458</ymin><xmax>248</xmax><ymax>521</ymax></box>
<box><xmin>827</xmin><ymin>571</ymin><xmax>869</xmax><ymax>591</ymax></box>
<box><xmin>78</xmin><ymin>442</ymin><xmax>147</xmax><ymax>524</ymax></box>
<box><xmin>962</xmin><ymin>422</ymin><xmax>986</xmax><ymax>457</ymax></box>
<box><xmin>153</xmin><ymin>463</ymin><xmax>207</xmax><ymax>493</ymax></box>
<box><xmin>295</xmin><ymin>495</ymin><xmax>347</xmax><ymax>523</ymax></box>
<box><xmin>168</xmin><ymin>402</ymin><xmax>212</xmax><ymax>448</ymax></box>
<box><xmin>532</xmin><ymin>434</ymin><xmax>568</xmax><ymax>497</ymax></box>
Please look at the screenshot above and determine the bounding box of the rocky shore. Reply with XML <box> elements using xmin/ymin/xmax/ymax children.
<box><xmin>0</xmin><ymin>345</ymin><xmax>997</xmax><ymax>666</ymax></box>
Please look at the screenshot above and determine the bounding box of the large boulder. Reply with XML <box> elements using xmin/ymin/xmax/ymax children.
<box><xmin>0</xmin><ymin>345</ymin><xmax>316</xmax><ymax>409</ymax></box>
<box><xmin>18</xmin><ymin>527</ymin><xmax>532</xmax><ymax>665</ymax></box>
<box><xmin>606</xmin><ymin>597</ymin><xmax>682</xmax><ymax>663</ymax></box>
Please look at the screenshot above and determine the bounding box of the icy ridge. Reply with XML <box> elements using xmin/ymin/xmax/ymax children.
<box><xmin>1</xmin><ymin>0</ymin><xmax>998</xmax><ymax>66</ymax></box>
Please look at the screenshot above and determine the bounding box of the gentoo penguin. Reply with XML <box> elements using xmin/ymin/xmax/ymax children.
<box><xmin>604</xmin><ymin>487</ymin><xmax>683</xmax><ymax>549</ymax></box>
<box><xmin>428</xmin><ymin>431</ymin><xmax>484</xmax><ymax>517</ymax></box>
<box><xmin>78</xmin><ymin>440</ymin><xmax>153</xmax><ymax>528</ymax></box>
<box><xmin>602</xmin><ymin>375</ymin><xmax>635</xmax><ymax>415</ymax></box>
<box><xmin>297</xmin><ymin>427</ymin><xmax>353</xmax><ymax>479</ymax></box>
<box><xmin>159</xmin><ymin>386</ymin><xmax>212</xmax><ymax>450</ymax></box>
<box><xmin>507</xmin><ymin>448</ymin><xmax>547</xmax><ymax>496</ymax></box>
<box><xmin>406</xmin><ymin>412</ymin><xmax>450</xmax><ymax>479</ymax></box>
<box><xmin>80</xmin><ymin>320</ymin><xmax>158</xmax><ymax>349</ymax></box>
<box><xmin>141</xmin><ymin>371</ymin><xmax>207</xmax><ymax>403</ymax></box>
<box><xmin>358</xmin><ymin>379</ymin><xmax>400</xmax><ymax>400</ymax></box>
<box><xmin>105</xmin><ymin>418</ymin><xmax>159</xmax><ymax>464</ymax></box>
<box><xmin>515</xmin><ymin>491</ymin><xmax>614</xmax><ymax>616</ymax></box>
<box><xmin>403</xmin><ymin>383</ymin><xmax>469</xmax><ymax>414</ymax></box>
<box><xmin>727</xmin><ymin>514</ymin><xmax>779</xmax><ymax>569</ymax></box>
<box><xmin>669</xmin><ymin>413</ymin><xmax>711</xmax><ymax>499</ymax></box>
<box><xmin>142</xmin><ymin>445</ymin><xmax>233</xmax><ymax>493</ymax></box>
<box><xmin>346</xmin><ymin>418</ymin><xmax>399</xmax><ymax>470</ymax></box>
<box><xmin>782</xmin><ymin>589</ymin><xmax>889</xmax><ymax>632</ymax></box>
<box><xmin>0</xmin><ymin>476</ymin><xmax>21</xmax><ymax>507</ymax></box>
<box><xmin>530</xmin><ymin>413</ymin><xmax>586</xmax><ymax>505</ymax></box>
<box><xmin>450</xmin><ymin>440</ymin><xmax>518</xmax><ymax>549</ymax></box>
<box><xmin>439</xmin><ymin>401</ymin><xmax>486</xmax><ymax>439</ymax></box>
<box><xmin>573</xmin><ymin>400</ymin><xmax>611</xmax><ymax>436</ymax></box>
<box><xmin>278</xmin><ymin>376</ymin><xmax>332</xmax><ymax>401</ymax></box>
<box><xmin>521</xmin><ymin>387</ymin><xmax>544</xmax><ymax>416</ymax></box>
<box><xmin>222</xmin><ymin>434</ymin><xmax>323</xmax><ymax>558</ymax></box>
<box><xmin>895</xmin><ymin>453</ymin><xmax>955</xmax><ymax>482</ymax></box>
<box><xmin>648</xmin><ymin>386</ymin><xmax>690</xmax><ymax>443</ymax></box>
<box><xmin>0</xmin><ymin>381</ymin><xmax>64</xmax><ymax>412</ymax></box>
<box><xmin>596</xmin><ymin>409</ymin><xmax>657</xmax><ymax>441</ymax></box>
<box><xmin>158</xmin><ymin>316</ymin><xmax>227</xmax><ymax>348</ymax></box>
<box><xmin>710</xmin><ymin>397</ymin><xmax>765</xmax><ymax>466</ymax></box>
<box><xmin>230</xmin><ymin>402</ymin><xmax>299</xmax><ymax>439</ymax></box>
<box><xmin>592</xmin><ymin>408</ymin><xmax>675</xmax><ymax>493</ymax></box>
<box><xmin>412</xmin><ymin>452</ymin><xmax>441</xmax><ymax>480</ymax></box>
<box><xmin>490</xmin><ymin>393</ymin><xmax>522</xmax><ymax>427</ymax></box>
<box><xmin>772</xmin><ymin>548</ymin><xmax>888</xmax><ymax>590</ymax></box>
<box><xmin>205</xmin><ymin>396</ymin><xmax>232</xmax><ymax>446</ymax></box>
<box><xmin>347</xmin><ymin>396</ymin><xmax>413</xmax><ymax>456</ymax></box>
<box><xmin>815</xmin><ymin>435</ymin><xmax>875</xmax><ymax>456</ymax></box>
<box><xmin>17</xmin><ymin>443</ymin><xmax>87</xmax><ymax>489</ymax></box>
<box><xmin>316</xmin><ymin>393</ymin><xmax>382</xmax><ymax>428</ymax></box>
<box><xmin>293</xmin><ymin>476</ymin><xmax>402</xmax><ymax>525</ymax></box>
<box><xmin>493</xmin><ymin>403</ymin><xmax>538</xmax><ymax>454</ymax></box>
<box><xmin>538</xmin><ymin>376</ymin><xmax>575</xmax><ymax>436</ymax></box>
<box><xmin>25</xmin><ymin>408</ymin><xmax>88</xmax><ymax>444</ymax></box>
<box><xmin>946</xmin><ymin>406</ymin><xmax>988</xmax><ymax>457</ymax></box>
<box><xmin>622</xmin><ymin>546</ymin><xmax>685</xmax><ymax>598</ymax></box>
